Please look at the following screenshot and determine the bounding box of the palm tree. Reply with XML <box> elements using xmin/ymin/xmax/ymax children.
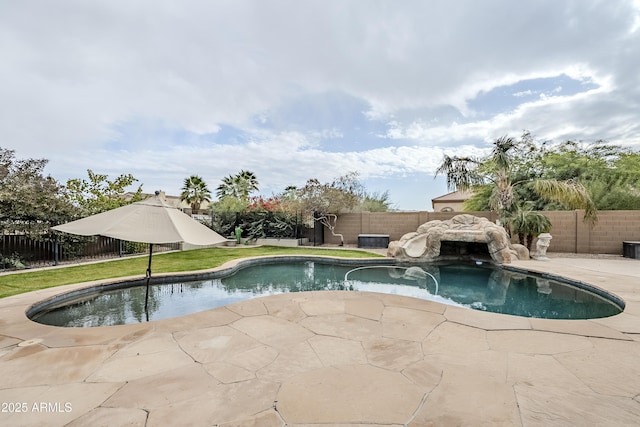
<box><xmin>506</xmin><ymin>202</ymin><xmax>552</xmax><ymax>249</ymax></box>
<box><xmin>236</xmin><ymin>170</ymin><xmax>259</xmax><ymax>200</ymax></box>
<box><xmin>216</xmin><ymin>170</ymin><xmax>259</xmax><ymax>202</ymax></box>
<box><xmin>216</xmin><ymin>175</ymin><xmax>238</xmax><ymax>200</ymax></box>
<box><xmin>180</xmin><ymin>175</ymin><xmax>211</xmax><ymax>213</ymax></box>
<box><xmin>435</xmin><ymin>134</ymin><xmax>597</xmax><ymax>226</ymax></box>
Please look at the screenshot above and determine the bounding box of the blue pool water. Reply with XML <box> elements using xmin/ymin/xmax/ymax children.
<box><xmin>30</xmin><ymin>259</ymin><xmax>623</xmax><ymax>327</ymax></box>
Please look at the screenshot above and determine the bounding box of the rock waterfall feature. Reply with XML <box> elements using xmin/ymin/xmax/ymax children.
<box><xmin>387</xmin><ymin>214</ymin><xmax>529</xmax><ymax>264</ymax></box>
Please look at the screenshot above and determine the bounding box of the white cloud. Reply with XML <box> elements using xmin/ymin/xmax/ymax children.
<box><xmin>1</xmin><ymin>0</ymin><xmax>640</xmax><ymax>209</ymax></box>
<box><xmin>513</xmin><ymin>90</ymin><xmax>534</xmax><ymax>98</ymax></box>
<box><xmin>631</xmin><ymin>0</ymin><xmax>640</xmax><ymax>33</ymax></box>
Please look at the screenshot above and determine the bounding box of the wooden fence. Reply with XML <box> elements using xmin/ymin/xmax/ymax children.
<box><xmin>0</xmin><ymin>235</ymin><xmax>180</xmax><ymax>271</ymax></box>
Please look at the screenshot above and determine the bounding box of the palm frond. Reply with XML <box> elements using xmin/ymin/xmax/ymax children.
<box><xmin>435</xmin><ymin>155</ymin><xmax>483</xmax><ymax>191</ymax></box>
<box><xmin>533</xmin><ymin>179</ymin><xmax>598</xmax><ymax>225</ymax></box>
<box><xmin>491</xmin><ymin>136</ymin><xmax>517</xmax><ymax>171</ymax></box>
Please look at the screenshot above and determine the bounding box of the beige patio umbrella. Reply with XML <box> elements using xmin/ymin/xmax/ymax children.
<box><xmin>52</xmin><ymin>191</ymin><xmax>227</xmax><ymax>311</ymax></box>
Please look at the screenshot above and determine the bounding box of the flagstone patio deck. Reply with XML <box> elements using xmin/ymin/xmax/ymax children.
<box><xmin>1</xmin><ymin>255</ymin><xmax>639</xmax><ymax>426</ymax></box>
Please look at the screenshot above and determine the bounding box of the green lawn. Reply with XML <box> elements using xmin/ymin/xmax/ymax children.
<box><xmin>0</xmin><ymin>246</ymin><xmax>383</xmax><ymax>298</ymax></box>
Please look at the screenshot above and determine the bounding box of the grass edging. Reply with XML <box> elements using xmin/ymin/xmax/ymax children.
<box><xmin>0</xmin><ymin>246</ymin><xmax>384</xmax><ymax>299</ymax></box>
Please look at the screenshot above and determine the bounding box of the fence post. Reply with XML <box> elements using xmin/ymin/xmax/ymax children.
<box><xmin>54</xmin><ymin>241</ymin><xmax>59</xmax><ymax>266</ymax></box>
<box><xmin>295</xmin><ymin>211</ymin><xmax>300</xmax><ymax>239</ymax></box>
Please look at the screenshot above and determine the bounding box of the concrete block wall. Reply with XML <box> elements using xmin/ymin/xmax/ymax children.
<box><xmin>324</xmin><ymin>211</ymin><xmax>496</xmax><ymax>246</ymax></box>
<box><xmin>325</xmin><ymin>213</ymin><xmax>362</xmax><ymax>244</ymax></box>
<box><xmin>324</xmin><ymin>212</ymin><xmax>419</xmax><ymax>245</ymax></box>
<box><xmin>589</xmin><ymin>211</ymin><xmax>640</xmax><ymax>254</ymax></box>
<box><xmin>367</xmin><ymin>212</ymin><xmax>422</xmax><ymax>241</ymax></box>
<box><xmin>321</xmin><ymin>210</ymin><xmax>640</xmax><ymax>255</ymax></box>
<box><xmin>542</xmin><ymin>211</ymin><xmax>578</xmax><ymax>253</ymax></box>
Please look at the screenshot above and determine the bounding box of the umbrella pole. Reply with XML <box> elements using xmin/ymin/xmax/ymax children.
<box><xmin>144</xmin><ymin>243</ymin><xmax>153</xmax><ymax>319</ymax></box>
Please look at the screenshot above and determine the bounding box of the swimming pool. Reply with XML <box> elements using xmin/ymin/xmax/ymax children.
<box><xmin>28</xmin><ymin>258</ymin><xmax>623</xmax><ymax>327</ymax></box>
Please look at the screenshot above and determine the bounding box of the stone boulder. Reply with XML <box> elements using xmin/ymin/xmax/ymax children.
<box><xmin>387</xmin><ymin>214</ymin><xmax>529</xmax><ymax>264</ymax></box>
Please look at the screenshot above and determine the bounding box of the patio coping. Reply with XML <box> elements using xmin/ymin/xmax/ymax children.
<box><xmin>0</xmin><ymin>254</ymin><xmax>639</xmax><ymax>426</ymax></box>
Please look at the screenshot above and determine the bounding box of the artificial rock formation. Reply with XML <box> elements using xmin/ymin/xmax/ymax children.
<box><xmin>387</xmin><ymin>214</ymin><xmax>529</xmax><ymax>264</ymax></box>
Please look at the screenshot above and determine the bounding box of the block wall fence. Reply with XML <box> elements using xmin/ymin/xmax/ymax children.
<box><xmin>321</xmin><ymin>210</ymin><xmax>640</xmax><ymax>255</ymax></box>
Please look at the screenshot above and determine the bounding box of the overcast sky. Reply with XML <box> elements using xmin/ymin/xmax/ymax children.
<box><xmin>2</xmin><ymin>0</ymin><xmax>639</xmax><ymax>210</ymax></box>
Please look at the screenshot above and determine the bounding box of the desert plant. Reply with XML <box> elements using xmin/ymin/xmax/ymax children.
<box><xmin>0</xmin><ymin>252</ymin><xmax>26</xmax><ymax>270</ymax></box>
<box><xmin>241</xmin><ymin>197</ymin><xmax>297</xmax><ymax>240</ymax></box>
<box><xmin>507</xmin><ymin>202</ymin><xmax>552</xmax><ymax>249</ymax></box>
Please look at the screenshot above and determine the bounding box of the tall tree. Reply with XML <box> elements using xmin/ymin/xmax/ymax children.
<box><xmin>216</xmin><ymin>170</ymin><xmax>259</xmax><ymax>202</ymax></box>
<box><xmin>65</xmin><ymin>169</ymin><xmax>143</xmax><ymax>216</ymax></box>
<box><xmin>295</xmin><ymin>172</ymin><xmax>363</xmax><ymax>245</ymax></box>
<box><xmin>180</xmin><ymin>175</ymin><xmax>211</xmax><ymax>212</ymax></box>
<box><xmin>536</xmin><ymin>140</ymin><xmax>640</xmax><ymax>210</ymax></box>
<box><xmin>0</xmin><ymin>148</ymin><xmax>75</xmax><ymax>234</ymax></box>
<box><xmin>464</xmin><ymin>139</ymin><xmax>640</xmax><ymax>212</ymax></box>
<box><xmin>357</xmin><ymin>191</ymin><xmax>394</xmax><ymax>212</ymax></box>
<box><xmin>435</xmin><ymin>133</ymin><xmax>598</xmax><ymax>227</ymax></box>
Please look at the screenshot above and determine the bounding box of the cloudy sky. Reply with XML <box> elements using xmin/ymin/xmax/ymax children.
<box><xmin>2</xmin><ymin>1</ymin><xmax>639</xmax><ymax>210</ymax></box>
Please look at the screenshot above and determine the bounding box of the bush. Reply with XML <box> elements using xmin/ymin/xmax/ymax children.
<box><xmin>210</xmin><ymin>211</ymin><xmax>239</xmax><ymax>238</ymax></box>
<box><xmin>122</xmin><ymin>241</ymin><xmax>149</xmax><ymax>255</ymax></box>
<box><xmin>242</xmin><ymin>210</ymin><xmax>296</xmax><ymax>241</ymax></box>
<box><xmin>211</xmin><ymin>196</ymin><xmax>307</xmax><ymax>242</ymax></box>
<box><xmin>0</xmin><ymin>253</ymin><xmax>26</xmax><ymax>270</ymax></box>
<box><xmin>507</xmin><ymin>203</ymin><xmax>552</xmax><ymax>249</ymax></box>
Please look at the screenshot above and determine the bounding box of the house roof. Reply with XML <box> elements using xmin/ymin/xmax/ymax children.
<box><xmin>431</xmin><ymin>189</ymin><xmax>474</xmax><ymax>202</ymax></box>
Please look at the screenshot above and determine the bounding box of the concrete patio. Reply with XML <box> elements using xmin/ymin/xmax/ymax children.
<box><xmin>0</xmin><ymin>255</ymin><xmax>639</xmax><ymax>426</ymax></box>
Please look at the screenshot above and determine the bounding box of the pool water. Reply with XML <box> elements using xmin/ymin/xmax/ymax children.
<box><xmin>30</xmin><ymin>260</ymin><xmax>622</xmax><ymax>327</ymax></box>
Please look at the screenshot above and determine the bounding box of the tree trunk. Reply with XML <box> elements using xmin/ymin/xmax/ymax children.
<box><xmin>317</xmin><ymin>214</ymin><xmax>344</xmax><ymax>246</ymax></box>
<box><xmin>526</xmin><ymin>234</ymin><xmax>534</xmax><ymax>250</ymax></box>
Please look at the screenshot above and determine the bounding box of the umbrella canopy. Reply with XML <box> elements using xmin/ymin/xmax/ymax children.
<box><xmin>52</xmin><ymin>192</ymin><xmax>227</xmax><ymax>317</ymax></box>
<box><xmin>52</xmin><ymin>192</ymin><xmax>227</xmax><ymax>246</ymax></box>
